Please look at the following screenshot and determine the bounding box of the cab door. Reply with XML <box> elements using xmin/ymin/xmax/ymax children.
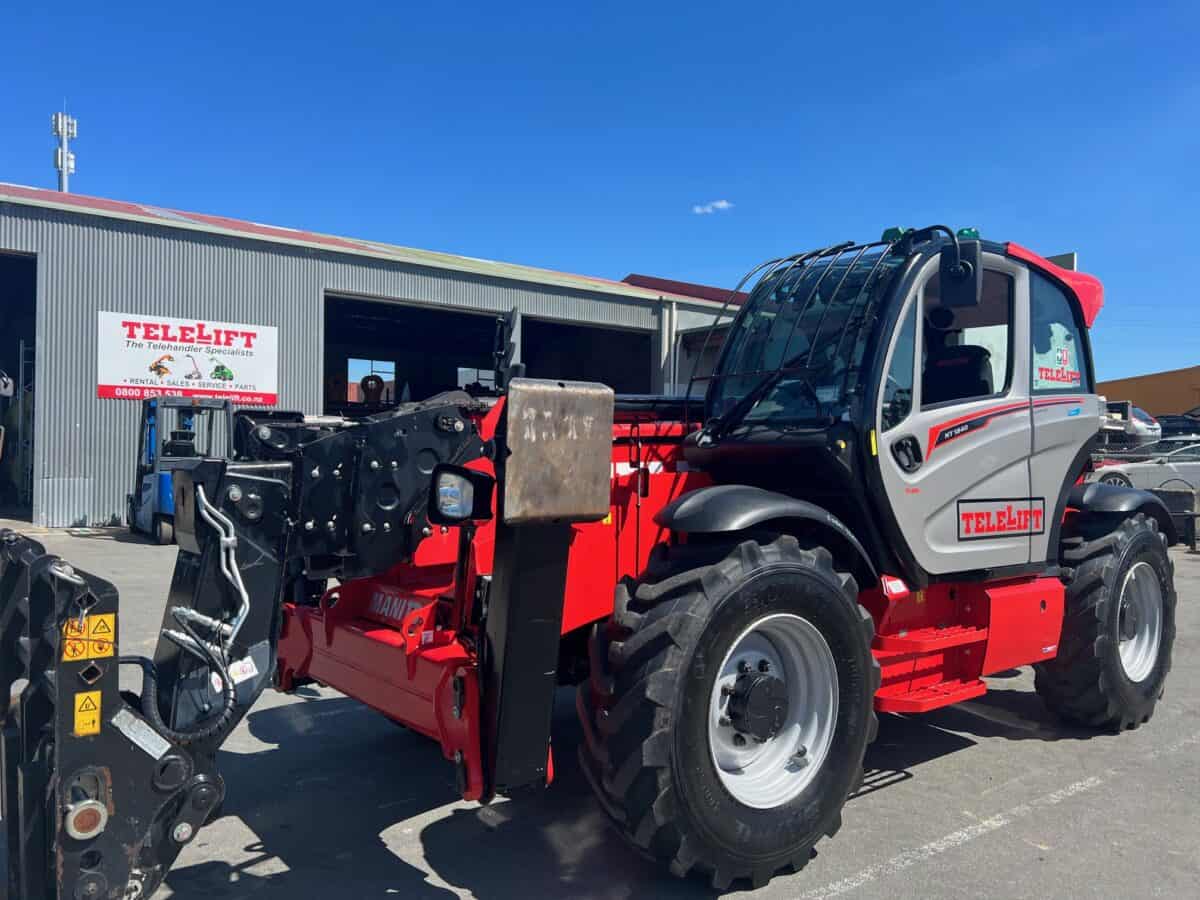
<box><xmin>876</xmin><ymin>253</ymin><xmax>1034</xmax><ymax>576</ymax></box>
<box><xmin>1027</xmin><ymin>270</ymin><xmax>1104</xmax><ymax>563</ymax></box>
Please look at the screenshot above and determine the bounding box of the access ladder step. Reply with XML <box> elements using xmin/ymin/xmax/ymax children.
<box><xmin>874</xmin><ymin>678</ymin><xmax>987</xmax><ymax>713</ymax></box>
<box><xmin>873</xmin><ymin>624</ymin><xmax>989</xmax><ymax>653</ymax></box>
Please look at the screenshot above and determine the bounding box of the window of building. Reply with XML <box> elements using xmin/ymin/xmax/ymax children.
<box><xmin>1031</xmin><ymin>272</ymin><xmax>1091</xmax><ymax>394</ymax></box>
<box><xmin>457</xmin><ymin>367</ymin><xmax>496</xmax><ymax>393</ymax></box>
<box><xmin>346</xmin><ymin>358</ymin><xmax>396</xmax><ymax>403</ymax></box>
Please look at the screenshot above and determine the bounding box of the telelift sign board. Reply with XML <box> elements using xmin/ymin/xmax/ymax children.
<box><xmin>97</xmin><ymin>311</ymin><xmax>278</xmax><ymax>405</ymax></box>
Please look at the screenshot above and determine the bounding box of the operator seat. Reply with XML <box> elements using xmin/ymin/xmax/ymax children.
<box><xmin>923</xmin><ymin>345</ymin><xmax>993</xmax><ymax>405</ymax></box>
<box><xmin>163</xmin><ymin>429</ymin><xmax>197</xmax><ymax>458</ymax></box>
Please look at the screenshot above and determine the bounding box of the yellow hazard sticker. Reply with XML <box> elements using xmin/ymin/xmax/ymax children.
<box><xmin>87</xmin><ymin>614</ymin><xmax>115</xmax><ymax>658</ymax></box>
<box><xmin>73</xmin><ymin>691</ymin><xmax>101</xmax><ymax>736</ymax></box>
<box><xmin>602</xmin><ymin>511</ymin><xmax>613</xmax><ymax>525</ymax></box>
<box><xmin>62</xmin><ymin>614</ymin><xmax>115</xmax><ymax>661</ymax></box>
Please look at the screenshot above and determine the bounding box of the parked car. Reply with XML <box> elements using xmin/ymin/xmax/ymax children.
<box><xmin>1090</xmin><ymin>438</ymin><xmax>1200</xmax><ymax>490</ymax></box>
<box><xmin>1102</xmin><ymin>400</ymin><xmax>1162</xmax><ymax>445</ymax></box>
<box><xmin>1156</xmin><ymin>405</ymin><xmax>1200</xmax><ymax>438</ymax></box>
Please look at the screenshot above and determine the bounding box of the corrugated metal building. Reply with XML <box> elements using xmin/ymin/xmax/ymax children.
<box><xmin>0</xmin><ymin>184</ymin><xmax>729</xmax><ymax>527</ymax></box>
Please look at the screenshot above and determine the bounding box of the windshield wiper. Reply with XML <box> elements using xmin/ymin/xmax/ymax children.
<box><xmin>705</xmin><ymin>367</ymin><xmax>823</xmax><ymax>440</ymax></box>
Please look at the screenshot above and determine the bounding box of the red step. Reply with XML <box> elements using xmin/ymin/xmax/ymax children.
<box><xmin>873</xmin><ymin>624</ymin><xmax>988</xmax><ymax>653</ymax></box>
<box><xmin>874</xmin><ymin>678</ymin><xmax>987</xmax><ymax>713</ymax></box>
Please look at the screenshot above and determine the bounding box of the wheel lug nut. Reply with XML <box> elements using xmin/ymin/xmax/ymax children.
<box><xmin>733</xmin><ymin>733</ymin><xmax>746</xmax><ymax>747</ymax></box>
<box><xmin>737</xmin><ymin>660</ymin><xmax>751</xmax><ymax>674</ymax></box>
<box><xmin>721</xmin><ymin>685</ymin><xmax>735</xmax><ymax>697</ymax></box>
<box><xmin>758</xmin><ymin>659</ymin><xmax>771</xmax><ymax>673</ymax></box>
<box><xmin>718</xmin><ymin>715</ymin><xmax>731</xmax><ymax>727</ymax></box>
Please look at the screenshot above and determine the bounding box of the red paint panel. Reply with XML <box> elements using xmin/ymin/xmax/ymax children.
<box><xmin>1007</xmin><ymin>242</ymin><xmax>1104</xmax><ymax>327</ymax></box>
<box><xmin>866</xmin><ymin>576</ymin><xmax>1066</xmax><ymax>713</ymax></box>
<box><xmin>979</xmin><ymin>576</ymin><xmax>1065</xmax><ymax>674</ymax></box>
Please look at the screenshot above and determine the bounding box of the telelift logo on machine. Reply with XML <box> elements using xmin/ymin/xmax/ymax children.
<box><xmin>957</xmin><ymin>498</ymin><xmax>1045</xmax><ymax>541</ymax></box>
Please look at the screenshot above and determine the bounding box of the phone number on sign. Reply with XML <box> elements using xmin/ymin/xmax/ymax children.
<box><xmin>98</xmin><ymin>385</ymin><xmax>277</xmax><ymax>405</ymax></box>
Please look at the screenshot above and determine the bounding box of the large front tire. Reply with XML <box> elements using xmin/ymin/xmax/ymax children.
<box><xmin>1035</xmin><ymin>514</ymin><xmax>1176</xmax><ymax>730</ymax></box>
<box><xmin>578</xmin><ymin>535</ymin><xmax>879</xmax><ymax>889</ymax></box>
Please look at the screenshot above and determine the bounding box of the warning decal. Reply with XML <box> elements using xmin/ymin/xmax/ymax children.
<box><xmin>74</xmin><ymin>691</ymin><xmax>102</xmax><ymax>736</ymax></box>
<box><xmin>62</xmin><ymin>613</ymin><xmax>116</xmax><ymax>661</ymax></box>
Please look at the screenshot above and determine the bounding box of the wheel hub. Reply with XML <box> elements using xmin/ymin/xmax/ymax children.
<box><xmin>1119</xmin><ymin>597</ymin><xmax>1140</xmax><ymax>641</ymax></box>
<box><xmin>727</xmin><ymin>671</ymin><xmax>789</xmax><ymax>742</ymax></box>
<box><xmin>708</xmin><ymin>613</ymin><xmax>839</xmax><ymax>809</ymax></box>
<box><xmin>1117</xmin><ymin>561</ymin><xmax>1164</xmax><ymax>683</ymax></box>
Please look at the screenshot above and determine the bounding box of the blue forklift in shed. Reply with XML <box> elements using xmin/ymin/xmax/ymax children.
<box><xmin>127</xmin><ymin>397</ymin><xmax>234</xmax><ymax>543</ymax></box>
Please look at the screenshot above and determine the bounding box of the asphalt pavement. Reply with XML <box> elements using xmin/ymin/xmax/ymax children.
<box><xmin>13</xmin><ymin>524</ymin><xmax>1200</xmax><ymax>900</ymax></box>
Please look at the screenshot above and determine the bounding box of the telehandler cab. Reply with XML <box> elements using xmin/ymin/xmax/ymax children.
<box><xmin>2</xmin><ymin>227</ymin><xmax>1179</xmax><ymax>897</ymax></box>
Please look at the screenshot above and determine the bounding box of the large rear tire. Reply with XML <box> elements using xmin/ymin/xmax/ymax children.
<box><xmin>577</xmin><ymin>535</ymin><xmax>879</xmax><ymax>889</ymax></box>
<box><xmin>1035</xmin><ymin>514</ymin><xmax>1175</xmax><ymax>730</ymax></box>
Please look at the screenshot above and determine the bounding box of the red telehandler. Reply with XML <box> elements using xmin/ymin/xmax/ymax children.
<box><xmin>2</xmin><ymin>228</ymin><xmax>1179</xmax><ymax>897</ymax></box>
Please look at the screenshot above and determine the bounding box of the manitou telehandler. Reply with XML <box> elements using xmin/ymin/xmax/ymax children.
<box><xmin>1</xmin><ymin>227</ymin><xmax>1179</xmax><ymax>898</ymax></box>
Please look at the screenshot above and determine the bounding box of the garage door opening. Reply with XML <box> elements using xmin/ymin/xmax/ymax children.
<box><xmin>324</xmin><ymin>296</ymin><xmax>499</xmax><ymax>415</ymax></box>
<box><xmin>0</xmin><ymin>252</ymin><xmax>36</xmax><ymax>519</ymax></box>
<box><xmin>522</xmin><ymin>319</ymin><xmax>652</xmax><ymax>394</ymax></box>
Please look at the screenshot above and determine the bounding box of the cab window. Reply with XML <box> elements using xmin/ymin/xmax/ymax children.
<box><xmin>1031</xmin><ymin>272</ymin><xmax>1092</xmax><ymax>394</ymax></box>
<box><xmin>920</xmin><ymin>270</ymin><xmax>1014</xmax><ymax>407</ymax></box>
<box><xmin>881</xmin><ymin>301</ymin><xmax>916</xmax><ymax>432</ymax></box>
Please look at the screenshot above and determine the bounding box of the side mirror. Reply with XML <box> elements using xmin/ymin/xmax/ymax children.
<box><xmin>939</xmin><ymin>239</ymin><xmax>982</xmax><ymax>308</ymax></box>
<box><xmin>428</xmin><ymin>463</ymin><xmax>495</xmax><ymax>526</ymax></box>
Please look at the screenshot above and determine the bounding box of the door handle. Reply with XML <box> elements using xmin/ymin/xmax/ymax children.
<box><xmin>891</xmin><ymin>435</ymin><xmax>924</xmax><ymax>473</ymax></box>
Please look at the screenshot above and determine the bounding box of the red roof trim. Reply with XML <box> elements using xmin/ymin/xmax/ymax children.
<box><xmin>1005</xmin><ymin>242</ymin><xmax>1104</xmax><ymax>327</ymax></box>
<box><xmin>623</xmin><ymin>273</ymin><xmax>749</xmax><ymax>306</ymax></box>
<box><xmin>0</xmin><ymin>183</ymin><xmax>710</xmax><ymax>305</ymax></box>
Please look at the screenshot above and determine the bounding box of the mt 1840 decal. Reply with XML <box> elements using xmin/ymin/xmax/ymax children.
<box><xmin>957</xmin><ymin>498</ymin><xmax>1045</xmax><ymax>541</ymax></box>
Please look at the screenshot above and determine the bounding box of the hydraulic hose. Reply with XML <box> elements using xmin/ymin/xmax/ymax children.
<box><xmin>119</xmin><ymin>636</ymin><xmax>237</xmax><ymax>746</ymax></box>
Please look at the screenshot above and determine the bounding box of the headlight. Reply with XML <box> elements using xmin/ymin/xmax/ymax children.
<box><xmin>427</xmin><ymin>463</ymin><xmax>495</xmax><ymax>526</ymax></box>
<box><xmin>436</xmin><ymin>472</ymin><xmax>474</xmax><ymax>521</ymax></box>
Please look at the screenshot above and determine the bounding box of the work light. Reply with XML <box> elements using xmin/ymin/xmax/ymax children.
<box><xmin>427</xmin><ymin>464</ymin><xmax>495</xmax><ymax>525</ymax></box>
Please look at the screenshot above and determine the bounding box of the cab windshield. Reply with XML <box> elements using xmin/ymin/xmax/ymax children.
<box><xmin>708</xmin><ymin>245</ymin><xmax>905</xmax><ymax>426</ymax></box>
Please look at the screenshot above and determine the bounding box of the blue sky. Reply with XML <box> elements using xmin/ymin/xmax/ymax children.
<box><xmin>1</xmin><ymin>1</ymin><xmax>1196</xmax><ymax>380</ymax></box>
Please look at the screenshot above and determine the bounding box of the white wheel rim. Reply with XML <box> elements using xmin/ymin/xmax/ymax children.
<box><xmin>1117</xmin><ymin>562</ymin><xmax>1163</xmax><ymax>683</ymax></box>
<box><xmin>708</xmin><ymin>613</ymin><xmax>838</xmax><ymax>809</ymax></box>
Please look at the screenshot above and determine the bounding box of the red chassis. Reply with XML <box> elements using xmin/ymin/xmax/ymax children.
<box><xmin>275</xmin><ymin>399</ymin><xmax>1068</xmax><ymax>800</ymax></box>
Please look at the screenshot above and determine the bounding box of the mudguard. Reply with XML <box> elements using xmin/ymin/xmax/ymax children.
<box><xmin>1068</xmin><ymin>481</ymin><xmax>1179</xmax><ymax>545</ymax></box>
<box><xmin>654</xmin><ymin>484</ymin><xmax>877</xmax><ymax>581</ymax></box>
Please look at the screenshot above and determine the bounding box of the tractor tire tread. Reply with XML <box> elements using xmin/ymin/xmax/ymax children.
<box><xmin>1035</xmin><ymin>514</ymin><xmax>1176</xmax><ymax>731</ymax></box>
<box><xmin>579</xmin><ymin>535</ymin><xmax>879</xmax><ymax>888</ymax></box>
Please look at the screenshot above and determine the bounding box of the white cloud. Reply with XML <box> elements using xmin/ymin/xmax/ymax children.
<box><xmin>692</xmin><ymin>199</ymin><xmax>734</xmax><ymax>215</ymax></box>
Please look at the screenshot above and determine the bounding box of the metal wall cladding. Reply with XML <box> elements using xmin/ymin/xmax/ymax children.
<box><xmin>0</xmin><ymin>203</ymin><xmax>665</xmax><ymax>526</ymax></box>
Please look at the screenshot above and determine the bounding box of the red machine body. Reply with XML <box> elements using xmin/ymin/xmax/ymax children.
<box><xmin>275</xmin><ymin>399</ymin><xmax>1070</xmax><ymax>799</ymax></box>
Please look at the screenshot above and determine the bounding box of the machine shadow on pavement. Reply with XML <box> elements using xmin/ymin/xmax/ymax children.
<box><xmin>164</xmin><ymin>693</ymin><xmax>459</xmax><ymax>899</ymax></box>
<box><xmin>164</xmin><ymin>689</ymin><xmax>706</xmax><ymax>900</ymax></box>
<box><xmin>162</xmin><ymin>675</ymin><xmax>1090</xmax><ymax>900</ymax></box>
